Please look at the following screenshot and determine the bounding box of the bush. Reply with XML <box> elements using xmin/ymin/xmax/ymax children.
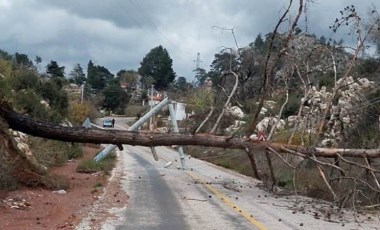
<box><xmin>282</xmin><ymin>93</ymin><xmax>301</xmax><ymax>118</ymax></box>
<box><xmin>68</xmin><ymin>102</ymin><xmax>91</xmax><ymax>125</ymax></box>
<box><xmin>40</xmin><ymin>174</ymin><xmax>70</xmax><ymax>190</ymax></box>
<box><xmin>0</xmin><ymin>163</ymin><xmax>18</xmax><ymax>190</ymax></box>
<box><xmin>66</xmin><ymin>143</ymin><xmax>83</xmax><ymax>159</ymax></box>
<box><xmin>31</xmin><ymin>138</ymin><xmax>83</xmax><ymax>167</ymax></box>
<box><xmin>76</xmin><ymin>152</ymin><xmax>116</xmax><ymax>175</ymax></box>
<box><xmin>318</xmin><ymin>71</ymin><xmax>335</xmax><ymax>89</ymax></box>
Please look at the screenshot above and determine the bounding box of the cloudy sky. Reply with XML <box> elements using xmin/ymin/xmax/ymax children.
<box><xmin>0</xmin><ymin>0</ymin><xmax>378</xmax><ymax>80</ymax></box>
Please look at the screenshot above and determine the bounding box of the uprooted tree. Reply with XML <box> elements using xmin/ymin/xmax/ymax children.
<box><xmin>1</xmin><ymin>0</ymin><xmax>380</xmax><ymax>210</ymax></box>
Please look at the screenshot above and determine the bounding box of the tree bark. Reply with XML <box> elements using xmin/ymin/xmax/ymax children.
<box><xmin>2</xmin><ymin>100</ymin><xmax>380</xmax><ymax>158</ymax></box>
<box><xmin>246</xmin><ymin>149</ymin><xmax>261</xmax><ymax>179</ymax></box>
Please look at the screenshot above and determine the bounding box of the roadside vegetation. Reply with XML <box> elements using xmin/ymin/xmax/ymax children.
<box><xmin>1</xmin><ymin>0</ymin><xmax>380</xmax><ymax>211</ymax></box>
<box><xmin>76</xmin><ymin>151</ymin><xmax>116</xmax><ymax>175</ymax></box>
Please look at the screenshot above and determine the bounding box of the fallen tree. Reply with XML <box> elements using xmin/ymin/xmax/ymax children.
<box><xmin>1</xmin><ymin>98</ymin><xmax>380</xmax><ymax>159</ymax></box>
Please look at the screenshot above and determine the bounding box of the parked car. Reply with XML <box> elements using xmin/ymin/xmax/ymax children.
<box><xmin>103</xmin><ymin>119</ymin><xmax>113</xmax><ymax>128</ymax></box>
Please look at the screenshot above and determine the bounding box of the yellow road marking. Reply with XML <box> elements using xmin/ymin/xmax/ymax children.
<box><xmin>186</xmin><ymin>171</ymin><xmax>267</xmax><ymax>230</ymax></box>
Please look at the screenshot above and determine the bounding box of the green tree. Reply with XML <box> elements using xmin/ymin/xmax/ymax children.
<box><xmin>175</xmin><ymin>76</ymin><xmax>188</xmax><ymax>90</ymax></box>
<box><xmin>69</xmin><ymin>63</ymin><xmax>86</xmax><ymax>86</ymax></box>
<box><xmin>207</xmin><ymin>51</ymin><xmax>239</xmax><ymax>87</ymax></box>
<box><xmin>87</xmin><ymin>60</ymin><xmax>114</xmax><ymax>91</ymax></box>
<box><xmin>295</xmin><ymin>27</ymin><xmax>302</xmax><ymax>35</ymax></box>
<box><xmin>253</xmin><ymin>33</ymin><xmax>266</xmax><ymax>53</ymax></box>
<box><xmin>40</xmin><ymin>80</ymin><xmax>69</xmax><ymax>115</ymax></box>
<box><xmin>138</xmin><ymin>45</ymin><xmax>176</xmax><ymax>90</ymax></box>
<box><xmin>318</xmin><ymin>35</ymin><xmax>327</xmax><ymax>45</ymax></box>
<box><xmin>0</xmin><ymin>49</ymin><xmax>12</xmax><ymax>60</ymax></box>
<box><xmin>210</xmin><ymin>51</ymin><xmax>239</xmax><ymax>74</ymax></box>
<box><xmin>15</xmin><ymin>52</ymin><xmax>33</xmax><ymax>67</ymax></box>
<box><xmin>34</xmin><ymin>55</ymin><xmax>42</xmax><ymax>72</ymax></box>
<box><xmin>194</xmin><ymin>68</ymin><xmax>207</xmax><ymax>85</ymax></box>
<box><xmin>46</xmin><ymin>60</ymin><xmax>65</xmax><ymax>78</ymax></box>
<box><xmin>9</xmin><ymin>69</ymin><xmax>39</xmax><ymax>91</ymax></box>
<box><xmin>117</xmin><ymin>69</ymin><xmax>139</xmax><ymax>88</ymax></box>
<box><xmin>34</xmin><ymin>56</ymin><xmax>42</xmax><ymax>65</ymax></box>
<box><xmin>102</xmin><ymin>79</ymin><xmax>129</xmax><ymax>113</ymax></box>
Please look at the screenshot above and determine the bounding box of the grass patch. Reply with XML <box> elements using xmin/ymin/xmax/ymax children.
<box><xmin>76</xmin><ymin>152</ymin><xmax>116</xmax><ymax>175</ymax></box>
<box><xmin>184</xmin><ymin>147</ymin><xmax>254</xmax><ymax>177</ymax></box>
<box><xmin>124</xmin><ymin>104</ymin><xmax>148</xmax><ymax>117</ymax></box>
<box><xmin>0</xmin><ymin>165</ymin><xmax>18</xmax><ymax>191</ymax></box>
<box><xmin>31</xmin><ymin>138</ymin><xmax>83</xmax><ymax>167</ymax></box>
<box><xmin>40</xmin><ymin>174</ymin><xmax>70</xmax><ymax>190</ymax></box>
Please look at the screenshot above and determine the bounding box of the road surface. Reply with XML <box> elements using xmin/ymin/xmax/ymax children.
<box><xmin>80</xmin><ymin>118</ymin><xmax>379</xmax><ymax>229</ymax></box>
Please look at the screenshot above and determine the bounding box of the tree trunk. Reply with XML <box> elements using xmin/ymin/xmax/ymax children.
<box><xmin>2</xmin><ymin>100</ymin><xmax>380</xmax><ymax>158</ymax></box>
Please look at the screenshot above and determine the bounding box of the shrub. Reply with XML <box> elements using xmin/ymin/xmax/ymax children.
<box><xmin>68</xmin><ymin>102</ymin><xmax>91</xmax><ymax>125</ymax></box>
<box><xmin>282</xmin><ymin>93</ymin><xmax>301</xmax><ymax>118</ymax></box>
<box><xmin>31</xmin><ymin>138</ymin><xmax>83</xmax><ymax>167</ymax></box>
<box><xmin>0</xmin><ymin>163</ymin><xmax>18</xmax><ymax>190</ymax></box>
<box><xmin>40</xmin><ymin>174</ymin><xmax>70</xmax><ymax>190</ymax></box>
<box><xmin>76</xmin><ymin>152</ymin><xmax>116</xmax><ymax>175</ymax></box>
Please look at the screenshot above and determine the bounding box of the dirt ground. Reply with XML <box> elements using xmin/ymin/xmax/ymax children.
<box><xmin>0</xmin><ymin>145</ymin><xmax>128</xmax><ymax>230</ymax></box>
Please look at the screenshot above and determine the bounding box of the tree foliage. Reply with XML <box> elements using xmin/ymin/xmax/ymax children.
<box><xmin>102</xmin><ymin>79</ymin><xmax>130</xmax><ymax>113</ymax></box>
<box><xmin>87</xmin><ymin>60</ymin><xmax>114</xmax><ymax>91</ymax></box>
<box><xmin>138</xmin><ymin>45</ymin><xmax>176</xmax><ymax>90</ymax></box>
<box><xmin>46</xmin><ymin>60</ymin><xmax>65</xmax><ymax>78</ymax></box>
<box><xmin>69</xmin><ymin>63</ymin><xmax>86</xmax><ymax>86</ymax></box>
<box><xmin>15</xmin><ymin>52</ymin><xmax>33</xmax><ymax>67</ymax></box>
<box><xmin>68</xmin><ymin>102</ymin><xmax>90</xmax><ymax>125</ymax></box>
<box><xmin>117</xmin><ymin>69</ymin><xmax>140</xmax><ymax>89</ymax></box>
<box><xmin>193</xmin><ymin>68</ymin><xmax>207</xmax><ymax>85</ymax></box>
<box><xmin>0</xmin><ymin>62</ymin><xmax>69</xmax><ymax>122</ymax></box>
<box><xmin>175</xmin><ymin>76</ymin><xmax>188</xmax><ymax>90</ymax></box>
<box><xmin>252</xmin><ymin>33</ymin><xmax>266</xmax><ymax>53</ymax></box>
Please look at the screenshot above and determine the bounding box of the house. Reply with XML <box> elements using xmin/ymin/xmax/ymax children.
<box><xmin>168</xmin><ymin>101</ymin><xmax>187</xmax><ymax>121</ymax></box>
<box><xmin>148</xmin><ymin>90</ymin><xmax>164</xmax><ymax>106</ymax></box>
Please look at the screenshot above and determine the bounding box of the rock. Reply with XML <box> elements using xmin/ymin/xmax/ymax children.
<box><xmin>52</xmin><ymin>190</ymin><xmax>67</xmax><ymax>194</ymax></box>
<box><xmin>256</xmin><ymin>117</ymin><xmax>285</xmax><ymax>133</ymax></box>
<box><xmin>225</xmin><ymin>106</ymin><xmax>245</xmax><ymax>119</ymax></box>
<box><xmin>164</xmin><ymin>161</ymin><xmax>173</xmax><ymax>168</ymax></box>
<box><xmin>225</xmin><ymin>120</ymin><xmax>246</xmax><ymax>133</ymax></box>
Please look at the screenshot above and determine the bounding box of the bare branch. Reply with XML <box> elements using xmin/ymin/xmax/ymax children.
<box><xmin>195</xmin><ymin>107</ymin><xmax>214</xmax><ymax>134</ymax></box>
<box><xmin>210</xmin><ymin>71</ymin><xmax>239</xmax><ymax>134</ymax></box>
<box><xmin>317</xmin><ymin>165</ymin><xmax>338</xmax><ymax>201</ymax></box>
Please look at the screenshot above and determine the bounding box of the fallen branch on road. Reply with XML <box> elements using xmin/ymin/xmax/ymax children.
<box><xmin>2</xmin><ymin>100</ymin><xmax>380</xmax><ymax>158</ymax></box>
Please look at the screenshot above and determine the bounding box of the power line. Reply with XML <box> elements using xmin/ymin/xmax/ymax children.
<box><xmin>112</xmin><ymin>0</ymin><xmax>145</xmax><ymax>29</ymax></box>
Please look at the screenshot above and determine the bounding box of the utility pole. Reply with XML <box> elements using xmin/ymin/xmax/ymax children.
<box><xmin>94</xmin><ymin>97</ymin><xmax>170</xmax><ymax>162</ymax></box>
<box><xmin>80</xmin><ymin>84</ymin><xmax>84</xmax><ymax>103</ymax></box>
<box><xmin>149</xmin><ymin>84</ymin><xmax>154</xmax><ymax>131</ymax></box>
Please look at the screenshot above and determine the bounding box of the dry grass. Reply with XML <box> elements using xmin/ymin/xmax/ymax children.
<box><xmin>30</xmin><ymin>137</ymin><xmax>82</xmax><ymax>167</ymax></box>
<box><xmin>76</xmin><ymin>151</ymin><xmax>116</xmax><ymax>175</ymax></box>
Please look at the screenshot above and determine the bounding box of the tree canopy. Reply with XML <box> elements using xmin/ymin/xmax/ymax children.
<box><xmin>87</xmin><ymin>60</ymin><xmax>114</xmax><ymax>91</ymax></box>
<box><xmin>46</xmin><ymin>60</ymin><xmax>65</xmax><ymax>78</ymax></box>
<box><xmin>138</xmin><ymin>45</ymin><xmax>176</xmax><ymax>90</ymax></box>
<box><xmin>69</xmin><ymin>63</ymin><xmax>86</xmax><ymax>86</ymax></box>
<box><xmin>102</xmin><ymin>79</ymin><xmax>129</xmax><ymax>113</ymax></box>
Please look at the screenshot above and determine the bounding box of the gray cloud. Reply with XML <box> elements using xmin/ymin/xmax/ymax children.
<box><xmin>0</xmin><ymin>0</ymin><xmax>378</xmax><ymax>80</ymax></box>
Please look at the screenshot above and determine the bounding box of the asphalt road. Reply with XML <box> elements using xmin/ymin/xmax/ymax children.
<box><xmin>105</xmin><ymin>145</ymin><xmax>258</xmax><ymax>230</ymax></box>
<box><xmin>91</xmin><ymin>117</ymin><xmax>378</xmax><ymax>230</ymax></box>
<box><xmin>114</xmin><ymin>151</ymin><xmax>188</xmax><ymax>230</ymax></box>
